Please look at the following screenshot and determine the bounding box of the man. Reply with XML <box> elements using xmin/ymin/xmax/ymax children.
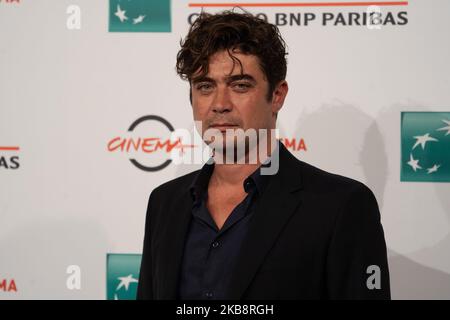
<box><xmin>137</xmin><ymin>11</ymin><xmax>390</xmax><ymax>300</ymax></box>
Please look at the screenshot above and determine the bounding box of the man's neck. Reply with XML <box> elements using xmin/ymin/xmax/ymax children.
<box><xmin>209</xmin><ymin>140</ymin><xmax>276</xmax><ymax>188</ymax></box>
<box><xmin>210</xmin><ymin>163</ymin><xmax>260</xmax><ymax>188</ymax></box>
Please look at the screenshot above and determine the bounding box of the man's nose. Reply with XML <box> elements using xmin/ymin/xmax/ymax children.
<box><xmin>212</xmin><ymin>87</ymin><xmax>232</xmax><ymax>113</ymax></box>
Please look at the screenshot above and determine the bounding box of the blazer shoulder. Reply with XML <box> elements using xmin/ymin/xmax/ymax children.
<box><xmin>297</xmin><ymin>159</ymin><xmax>374</xmax><ymax>198</ymax></box>
<box><xmin>295</xmin><ymin>160</ymin><xmax>381</xmax><ymax>228</ymax></box>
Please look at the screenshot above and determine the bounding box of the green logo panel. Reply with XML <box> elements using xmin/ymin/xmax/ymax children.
<box><xmin>401</xmin><ymin>112</ymin><xmax>450</xmax><ymax>182</ymax></box>
<box><xmin>109</xmin><ymin>0</ymin><xmax>171</xmax><ymax>32</ymax></box>
<box><xmin>106</xmin><ymin>254</ymin><xmax>142</xmax><ymax>300</ymax></box>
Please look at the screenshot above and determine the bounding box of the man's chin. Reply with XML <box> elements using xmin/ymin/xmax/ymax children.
<box><xmin>208</xmin><ymin>140</ymin><xmax>258</xmax><ymax>164</ymax></box>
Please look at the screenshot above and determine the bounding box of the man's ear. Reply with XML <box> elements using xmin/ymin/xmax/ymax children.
<box><xmin>272</xmin><ymin>80</ymin><xmax>289</xmax><ymax>115</ymax></box>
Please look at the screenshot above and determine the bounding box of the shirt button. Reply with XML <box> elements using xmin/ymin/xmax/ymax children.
<box><xmin>205</xmin><ymin>291</ymin><xmax>214</xmax><ymax>299</ymax></box>
<box><xmin>212</xmin><ymin>241</ymin><xmax>219</xmax><ymax>248</ymax></box>
<box><xmin>244</xmin><ymin>180</ymin><xmax>253</xmax><ymax>192</ymax></box>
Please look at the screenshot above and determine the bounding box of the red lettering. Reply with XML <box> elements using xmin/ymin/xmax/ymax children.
<box><xmin>107</xmin><ymin>137</ymin><xmax>124</xmax><ymax>152</ymax></box>
<box><xmin>155</xmin><ymin>139</ymin><xmax>181</xmax><ymax>153</ymax></box>
<box><xmin>0</xmin><ymin>279</ymin><xmax>16</xmax><ymax>292</ymax></box>
<box><xmin>126</xmin><ymin>138</ymin><xmax>141</xmax><ymax>152</ymax></box>
<box><xmin>107</xmin><ymin>137</ymin><xmax>196</xmax><ymax>154</ymax></box>
<box><xmin>0</xmin><ymin>279</ymin><xmax>6</xmax><ymax>291</ymax></box>
<box><xmin>283</xmin><ymin>138</ymin><xmax>297</xmax><ymax>150</ymax></box>
<box><xmin>297</xmin><ymin>138</ymin><xmax>307</xmax><ymax>151</ymax></box>
<box><xmin>8</xmin><ymin>279</ymin><xmax>17</xmax><ymax>292</ymax></box>
<box><xmin>142</xmin><ymin>138</ymin><xmax>159</xmax><ymax>153</ymax></box>
<box><xmin>280</xmin><ymin>138</ymin><xmax>307</xmax><ymax>152</ymax></box>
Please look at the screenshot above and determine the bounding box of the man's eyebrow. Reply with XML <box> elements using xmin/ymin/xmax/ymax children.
<box><xmin>226</xmin><ymin>74</ymin><xmax>256</xmax><ymax>83</ymax></box>
<box><xmin>191</xmin><ymin>76</ymin><xmax>215</xmax><ymax>85</ymax></box>
<box><xmin>191</xmin><ymin>74</ymin><xmax>256</xmax><ymax>85</ymax></box>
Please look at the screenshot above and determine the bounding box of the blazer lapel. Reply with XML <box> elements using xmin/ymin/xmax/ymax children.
<box><xmin>158</xmin><ymin>189</ymin><xmax>193</xmax><ymax>299</ymax></box>
<box><xmin>226</xmin><ymin>144</ymin><xmax>304</xmax><ymax>299</ymax></box>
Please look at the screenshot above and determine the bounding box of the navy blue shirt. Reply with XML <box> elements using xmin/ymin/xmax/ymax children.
<box><xmin>177</xmin><ymin>162</ymin><xmax>270</xmax><ymax>300</ymax></box>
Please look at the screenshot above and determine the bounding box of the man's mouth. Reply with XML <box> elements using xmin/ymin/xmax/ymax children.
<box><xmin>209</xmin><ymin>123</ymin><xmax>239</xmax><ymax>131</ymax></box>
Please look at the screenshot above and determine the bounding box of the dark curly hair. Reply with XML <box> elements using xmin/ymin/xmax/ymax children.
<box><xmin>176</xmin><ymin>10</ymin><xmax>288</xmax><ymax>101</ymax></box>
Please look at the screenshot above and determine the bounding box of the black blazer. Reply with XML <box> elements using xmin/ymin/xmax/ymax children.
<box><xmin>137</xmin><ymin>143</ymin><xmax>390</xmax><ymax>299</ymax></box>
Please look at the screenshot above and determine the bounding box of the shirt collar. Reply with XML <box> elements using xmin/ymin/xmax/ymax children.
<box><xmin>189</xmin><ymin>144</ymin><xmax>277</xmax><ymax>206</ymax></box>
<box><xmin>189</xmin><ymin>161</ymin><xmax>214</xmax><ymax>207</ymax></box>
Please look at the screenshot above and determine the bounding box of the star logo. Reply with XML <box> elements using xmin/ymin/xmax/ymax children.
<box><xmin>116</xmin><ymin>274</ymin><xmax>139</xmax><ymax>291</ymax></box>
<box><xmin>133</xmin><ymin>15</ymin><xmax>146</xmax><ymax>25</ymax></box>
<box><xmin>401</xmin><ymin>112</ymin><xmax>450</xmax><ymax>182</ymax></box>
<box><xmin>107</xmin><ymin>254</ymin><xmax>142</xmax><ymax>300</ymax></box>
<box><xmin>412</xmin><ymin>133</ymin><xmax>438</xmax><ymax>150</ymax></box>
<box><xmin>407</xmin><ymin>153</ymin><xmax>422</xmax><ymax>172</ymax></box>
<box><xmin>109</xmin><ymin>0</ymin><xmax>171</xmax><ymax>33</ymax></box>
<box><xmin>437</xmin><ymin>119</ymin><xmax>450</xmax><ymax>136</ymax></box>
<box><xmin>114</xmin><ymin>5</ymin><xmax>128</xmax><ymax>23</ymax></box>
<box><xmin>427</xmin><ymin>164</ymin><xmax>441</xmax><ymax>174</ymax></box>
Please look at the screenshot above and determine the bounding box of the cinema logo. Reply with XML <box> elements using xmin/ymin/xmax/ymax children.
<box><xmin>107</xmin><ymin>115</ymin><xmax>196</xmax><ymax>172</ymax></box>
<box><xmin>187</xmin><ymin>1</ymin><xmax>408</xmax><ymax>28</ymax></box>
<box><xmin>0</xmin><ymin>146</ymin><xmax>20</xmax><ymax>170</ymax></box>
<box><xmin>0</xmin><ymin>278</ymin><xmax>17</xmax><ymax>293</ymax></box>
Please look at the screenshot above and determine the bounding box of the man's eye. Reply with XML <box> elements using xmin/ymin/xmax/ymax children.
<box><xmin>232</xmin><ymin>82</ymin><xmax>252</xmax><ymax>92</ymax></box>
<box><xmin>196</xmin><ymin>83</ymin><xmax>213</xmax><ymax>93</ymax></box>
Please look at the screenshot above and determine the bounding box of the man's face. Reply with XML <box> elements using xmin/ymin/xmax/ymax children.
<box><xmin>190</xmin><ymin>50</ymin><xmax>287</xmax><ymax>157</ymax></box>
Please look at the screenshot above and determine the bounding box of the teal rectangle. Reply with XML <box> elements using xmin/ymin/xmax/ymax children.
<box><xmin>109</xmin><ymin>0</ymin><xmax>171</xmax><ymax>33</ymax></box>
<box><xmin>401</xmin><ymin>112</ymin><xmax>450</xmax><ymax>182</ymax></box>
<box><xmin>106</xmin><ymin>253</ymin><xmax>142</xmax><ymax>300</ymax></box>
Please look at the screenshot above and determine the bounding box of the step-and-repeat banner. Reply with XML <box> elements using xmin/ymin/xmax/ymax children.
<box><xmin>1</xmin><ymin>0</ymin><xmax>450</xmax><ymax>299</ymax></box>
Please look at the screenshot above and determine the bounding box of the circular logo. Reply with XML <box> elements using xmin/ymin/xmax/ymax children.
<box><xmin>127</xmin><ymin>115</ymin><xmax>174</xmax><ymax>172</ymax></box>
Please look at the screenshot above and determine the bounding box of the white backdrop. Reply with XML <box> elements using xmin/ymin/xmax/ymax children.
<box><xmin>1</xmin><ymin>0</ymin><xmax>450</xmax><ymax>299</ymax></box>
